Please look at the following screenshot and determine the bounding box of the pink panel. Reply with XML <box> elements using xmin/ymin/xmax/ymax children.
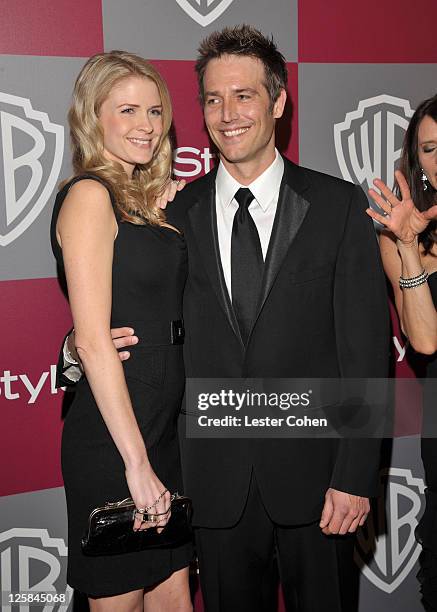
<box><xmin>152</xmin><ymin>60</ymin><xmax>212</xmax><ymax>182</ymax></box>
<box><xmin>0</xmin><ymin>0</ymin><xmax>103</xmax><ymax>57</ymax></box>
<box><xmin>298</xmin><ymin>0</ymin><xmax>437</xmax><ymax>63</ymax></box>
<box><xmin>0</xmin><ymin>278</ymin><xmax>72</xmax><ymax>496</ymax></box>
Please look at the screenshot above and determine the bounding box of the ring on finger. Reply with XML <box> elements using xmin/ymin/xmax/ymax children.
<box><xmin>147</xmin><ymin>507</ymin><xmax>171</xmax><ymax>518</ymax></box>
<box><xmin>147</xmin><ymin>514</ymin><xmax>159</xmax><ymax>524</ymax></box>
<box><xmin>146</xmin><ymin>511</ymin><xmax>169</xmax><ymax>524</ymax></box>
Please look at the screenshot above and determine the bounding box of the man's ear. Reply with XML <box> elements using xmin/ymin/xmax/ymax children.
<box><xmin>273</xmin><ymin>88</ymin><xmax>287</xmax><ymax>120</ymax></box>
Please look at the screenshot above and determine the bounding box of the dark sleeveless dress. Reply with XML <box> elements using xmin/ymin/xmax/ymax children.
<box><xmin>416</xmin><ymin>271</ymin><xmax>437</xmax><ymax>611</ymax></box>
<box><xmin>50</xmin><ymin>175</ymin><xmax>193</xmax><ymax>597</ymax></box>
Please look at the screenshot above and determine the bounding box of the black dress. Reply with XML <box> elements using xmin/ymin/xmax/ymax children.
<box><xmin>416</xmin><ymin>271</ymin><xmax>437</xmax><ymax>611</ymax></box>
<box><xmin>51</xmin><ymin>175</ymin><xmax>192</xmax><ymax>597</ymax></box>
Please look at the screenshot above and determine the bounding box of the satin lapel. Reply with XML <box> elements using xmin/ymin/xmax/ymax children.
<box><xmin>250</xmin><ymin>164</ymin><xmax>311</xmax><ymax>336</ymax></box>
<box><xmin>187</xmin><ymin>182</ymin><xmax>243</xmax><ymax>346</ymax></box>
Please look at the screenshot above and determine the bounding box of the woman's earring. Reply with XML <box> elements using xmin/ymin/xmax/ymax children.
<box><xmin>421</xmin><ymin>168</ymin><xmax>428</xmax><ymax>191</ymax></box>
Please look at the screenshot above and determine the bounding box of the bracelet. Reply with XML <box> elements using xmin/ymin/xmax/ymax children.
<box><xmin>63</xmin><ymin>330</ymin><xmax>79</xmax><ymax>366</ymax></box>
<box><xmin>399</xmin><ymin>269</ymin><xmax>429</xmax><ymax>289</ymax></box>
<box><xmin>144</xmin><ymin>489</ymin><xmax>168</xmax><ymax>512</ymax></box>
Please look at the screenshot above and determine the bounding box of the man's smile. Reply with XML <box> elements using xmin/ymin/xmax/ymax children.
<box><xmin>221</xmin><ymin>127</ymin><xmax>251</xmax><ymax>138</ymax></box>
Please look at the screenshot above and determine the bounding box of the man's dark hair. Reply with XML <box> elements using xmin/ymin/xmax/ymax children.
<box><xmin>398</xmin><ymin>93</ymin><xmax>437</xmax><ymax>255</ymax></box>
<box><xmin>195</xmin><ymin>24</ymin><xmax>287</xmax><ymax>111</ymax></box>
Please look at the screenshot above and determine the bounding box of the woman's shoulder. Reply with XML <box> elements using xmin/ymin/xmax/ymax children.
<box><xmin>54</xmin><ymin>175</ymin><xmax>118</xmax><ymax>232</ymax></box>
<box><xmin>63</xmin><ymin>174</ymin><xmax>114</xmax><ymax>199</ymax></box>
<box><xmin>67</xmin><ymin>175</ymin><xmax>109</xmax><ymax>197</ymax></box>
<box><xmin>56</xmin><ymin>174</ymin><xmax>116</xmax><ymax>216</ymax></box>
<box><xmin>54</xmin><ymin>173</ymin><xmax>119</xmax><ymax>240</ymax></box>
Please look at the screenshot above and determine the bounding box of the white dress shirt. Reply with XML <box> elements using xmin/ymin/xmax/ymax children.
<box><xmin>215</xmin><ymin>149</ymin><xmax>284</xmax><ymax>300</ymax></box>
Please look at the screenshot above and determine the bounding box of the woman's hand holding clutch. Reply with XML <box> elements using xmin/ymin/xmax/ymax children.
<box><xmin>125</xmin><ymin>461</ymin><xmax>171</xmax><ymax>534</ymax></box>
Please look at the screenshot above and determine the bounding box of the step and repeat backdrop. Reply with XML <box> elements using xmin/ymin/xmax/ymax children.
<box><xmin>1</xmin><ymin>1</ymin><xmax>437</xmax><ymax>610</ymax></box>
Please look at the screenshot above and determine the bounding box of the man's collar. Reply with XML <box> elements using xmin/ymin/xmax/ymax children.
<box><xmin>216</xmin><ymin>149</ymin><xmax>284</xmax><ymax>211</ymax></box>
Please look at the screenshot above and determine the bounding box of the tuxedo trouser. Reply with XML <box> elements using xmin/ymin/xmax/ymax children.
<box><xmin>195</xmin><ymin>474</ymin><xmax>359</xmax><ymax>612</ymax></box>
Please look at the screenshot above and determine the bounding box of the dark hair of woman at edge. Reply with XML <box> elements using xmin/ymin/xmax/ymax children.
<box><xmin>397</xmin><ymin>94</ymin><xmax>437</xmax><ymax>255</ymax></box>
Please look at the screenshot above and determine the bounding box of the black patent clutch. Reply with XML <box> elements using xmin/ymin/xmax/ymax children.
<box><xmin>81</xmin><ymin>493</ymin><xmax>192</xmax><ymax>556</ymax></box>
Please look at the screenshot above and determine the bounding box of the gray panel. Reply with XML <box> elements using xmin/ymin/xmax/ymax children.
<box><xmin>357</xmin><ymin>436</ymin><xmax>426</xmax><ymax>611</ymax></box>
<box><xmin>0</xmin><ymin>487</ymin><xmax>72</xmax><ymax>610</ymax></box>
<box><xmin>298</xmin><ymin>64</ymin><xmax>437</xmax><ymax>195</ymax></box>
<box><xmin>102</xmin><ymin>0</ymin><xmax>297</xmax><ymax>61</ymax></box>
<box><xmin>0</xmin><ymin>56</ymin><xmax>86</xmax><ymax>282</ymax></box>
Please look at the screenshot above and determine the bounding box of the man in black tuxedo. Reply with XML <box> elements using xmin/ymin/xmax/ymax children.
<box><xmin>60</xmin><ymin>25</ymin><xmax>390</xmax><ymax>612</ymax></box>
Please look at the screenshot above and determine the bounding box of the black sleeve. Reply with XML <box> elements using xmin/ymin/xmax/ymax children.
<box><xmin>330</xmin><ymin>184</ymin><xmax>390</xmax><ymax>497</ymax></box>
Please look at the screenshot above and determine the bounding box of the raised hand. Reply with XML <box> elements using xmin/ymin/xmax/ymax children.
<box><xmin>366</xmin><ymin>170</ymin><xmax>437</xmax><ymax>244</ymax></box>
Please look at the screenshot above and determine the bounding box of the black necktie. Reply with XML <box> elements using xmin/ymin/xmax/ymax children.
<box><xmin>231</xmin><ymin>188</ymin><xmax>264</xmax><ymax>344</ymax></box>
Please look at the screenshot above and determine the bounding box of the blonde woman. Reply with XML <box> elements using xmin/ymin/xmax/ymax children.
<box><xmin>51</xmin><ymin>51</ymin><xmax>192</xmax><ymax>611</ymax></box>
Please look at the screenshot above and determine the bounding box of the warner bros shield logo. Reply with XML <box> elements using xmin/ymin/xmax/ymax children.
<box><xmin>0</xmin><ymin>92</ymin><xmax>64</xmax><ymax>247</ymax></box>
<box><xmin>355</xmin><ymin>467</ymin><xmax>425</xmax><ymax>594</ymax></box>
<box><xmin>334</xmin><ymin>94</ymin><xmax>414</xmax><ymax>192</ymax></box>
<box><xmin>175</xmin><ymin>0</ymin><xmax>235</xmax><ymax>26</ymax></box>
<box><xmin>0</xmin><ymin>527</ymin><xmax>73</xmax><ymax>611</ymax></box>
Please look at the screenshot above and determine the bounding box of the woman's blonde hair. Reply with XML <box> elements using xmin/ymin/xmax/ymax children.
<box><xmin>66</xmin><ymin>50</ymin><xmax>173</xmax><ymax>225</ymax></box>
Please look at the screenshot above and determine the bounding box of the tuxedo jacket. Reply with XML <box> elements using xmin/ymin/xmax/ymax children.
<box><xmin>166</xmin><ymin>157</ymin><xmax>390</xmax><ymax>528</ymax></box>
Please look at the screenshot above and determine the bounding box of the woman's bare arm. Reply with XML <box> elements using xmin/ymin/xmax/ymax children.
<box><xmin>379</xmin><ymin>233</ymin><xmax>437</xmax><ymax>354</ymax></box>
<box><xmin>57</xmin><ymin>179</ymin><xmax>170</xmax><ymax>528</ymax></box>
